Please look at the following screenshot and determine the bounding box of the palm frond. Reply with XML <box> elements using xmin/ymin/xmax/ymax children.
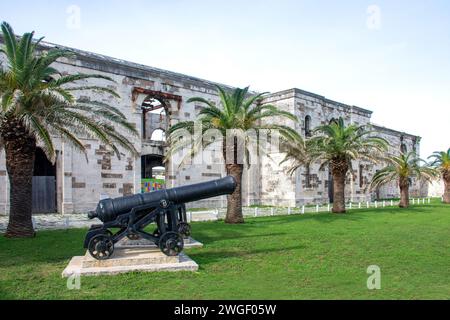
<box><xmin>0</xmin><ymin>23</ymin><xmax>138</xmax><ymax>165</ymax></box>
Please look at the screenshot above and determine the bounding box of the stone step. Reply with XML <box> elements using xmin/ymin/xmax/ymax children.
<box><xmin>82</xmin><ymin>247</ymin><xmax>179</xmax><ymax>268</ymax></box>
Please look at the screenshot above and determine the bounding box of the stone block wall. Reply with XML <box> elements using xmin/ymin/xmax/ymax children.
<box><xmin>0</xmin><ymin>39</ymin><xmax>424</xmax><ymax>214</ymax></box>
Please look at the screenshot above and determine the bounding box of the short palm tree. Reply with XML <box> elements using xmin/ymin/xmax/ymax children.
<box><xmin>0</xmin><ymin>22</ymin><xmax>138</xmax><ymax>237</ymax></box>
<box><xmin>167</xmin><ymin>86</ymin><xmax>299</xmax><ymax>223</ymax></box>
<box><xmin>428</xmin><ymin>148</ymin><xmax>450</xmax><ymax>204</ymax></box>
<box><xmin>284</xmin><ymin>117</ymin><xmax>388</xmax><ymax>213</ymax></box>
<box><xmin>370</xmin><ymin>152</ymin><xmax>438</xmax><ymax>208</ymax></box>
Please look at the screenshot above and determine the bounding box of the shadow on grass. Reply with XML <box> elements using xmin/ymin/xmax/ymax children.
<box><xmin>193</xmin><ymin>231</ymin><xmax>288</xmax><ymax>244</ymax></box>
<box><xmin>0</xmin><ymin>229</ymin><xmax>86</xmax><ymax>266</ymax></box>
<box><xmin>245</xmin><ymin>211</ymin><xmax>364</xmax><ymax>225</ymax></box>
<box><xmin>190</xmin><ymin>244</ymin><xmax>306</xmax><ymax>266</ymax></box>
<box><xmin>192</xmin><ymin>212</ymin><xmax>365</xmax><ymax>245</ymax></box>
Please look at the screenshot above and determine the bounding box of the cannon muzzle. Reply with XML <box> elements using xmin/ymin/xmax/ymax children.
<box><xmin>88</xmin><ymin>210</ymin><xmax>98</xmax><ymax>219</ymax></box>
<box><xmin>91</xmin><ymin>176</ymin><xmax>236</xmax><ymax>222</ymax></box>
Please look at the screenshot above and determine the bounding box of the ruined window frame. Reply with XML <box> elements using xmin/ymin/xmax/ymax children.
<box><xmin>305</xmin><ymin>115</ymin><xmax>312</xmax><ymax>137</ymax></box>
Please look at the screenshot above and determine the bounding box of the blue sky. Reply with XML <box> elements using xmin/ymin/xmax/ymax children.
<box><xmin>1</xmin><ymin>0</ymin><xmax>449</xmax><ymax>157</ymax></box>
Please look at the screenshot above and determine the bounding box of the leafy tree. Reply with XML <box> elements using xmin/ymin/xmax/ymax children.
<box><xmin>284</xmin><ymin>117</ymin><xmax>388</xmax><ymax>213</ymax></box>
<box><xmin>370</xmin><ymin>152</ymin><xmax>438</xmax><ymax>208</ymax></box>
<box><xmin>166</xmin><ymin>86</ymin><xmax>299</xmax><ymax>223</ymax></box>
<box><xmin>0</xmin><ymin>22</ymin><xmax>137</xmax><ymax>237</ymax></box>
<box><xmin>428</xmin><ymin>148</ymin><xmax>450</xmax><ymax>204</ymax></box>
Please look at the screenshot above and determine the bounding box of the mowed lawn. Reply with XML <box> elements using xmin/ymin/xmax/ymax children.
<box><xmin>0</xmin><ymin>201</ymin><xmax>449</xmax><ymax>300</ymax></box>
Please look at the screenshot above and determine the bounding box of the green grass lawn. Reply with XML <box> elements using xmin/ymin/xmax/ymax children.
<box><xmin>0</xmin><ymin>200</ymin><xmax>449</xmax><ymax>300</ymax></box>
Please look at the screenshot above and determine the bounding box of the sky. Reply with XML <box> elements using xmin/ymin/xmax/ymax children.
<box><xmin>1</xmin><ymin>0</ymin><xmax>449</xmax><ymax>157</ymax></box>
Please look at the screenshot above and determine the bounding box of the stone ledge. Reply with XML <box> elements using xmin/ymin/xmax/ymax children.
<box><xmin>62</xmin><ymin>250</ymin><xmax>198</xmax><ymax>277</ymax></box>
<box><xmin>81</xmin><ymin>247</ymin><xmax>179</xmax><ymax>268</ymax></box>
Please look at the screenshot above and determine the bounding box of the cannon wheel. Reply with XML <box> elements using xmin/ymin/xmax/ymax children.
<box><xmin>88</xmin><ymin>234</ymin><xmax>114</xmax><ymax>260</ymax></box>
<box><xmin>177</xmin><ymin>222</ymin><xmax>192</xmax><ymax>238</ymax></box>
<box><xmin>159</xmin><ymin>232</ymin><xmax>184</xmax><ymax>256</ymax></box>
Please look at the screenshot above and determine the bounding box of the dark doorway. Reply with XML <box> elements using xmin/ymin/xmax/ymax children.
<box><xmin>141</xmin><ymin>154</ymin><xmax>164</xmax><ymax>179</ymax></box>
<box><xmin>328</xmin><ymin>170</ymin><xmax>334</xmax><ymax>203</ymax></box>
<box><xmin>141</xmin><ymin>154</ymin><xmax>166</xmax><ymax>193</ymax></box>
<box><xmin>32</xmin><ymin>148</ymin><xmax>56</xmax><ymax>214</ymax></box>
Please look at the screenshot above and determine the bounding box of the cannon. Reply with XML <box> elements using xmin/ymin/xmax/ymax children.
<box><xmin>84</xmin><ymin>176</ymin><xmax>236</xmax><ymax>260</ymax></box>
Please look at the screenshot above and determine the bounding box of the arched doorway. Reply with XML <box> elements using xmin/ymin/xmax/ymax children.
<box><xmin>141</xmin><ymin>95</ymin><xmax>170</xmax><ymax>193</ymax></box>
<box><xmin>141</xmin><ymin>154</ymin><xmax>166</xmax><ymax>193</ymax></box>
<box><xmin>32</xmin><ymin>148</ymin><xmax>57</xmax><ymax>213</ymax></box>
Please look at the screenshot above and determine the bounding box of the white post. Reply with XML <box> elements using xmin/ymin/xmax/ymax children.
<box><xmin>32</xmin><ymin>217</ymin><xmax>36</xmax><ymax>229</ymax></box>
<box><xmin>422</xmin><ymin>198</ymin><xmax>425</xmax><ymax>204</ymax></box>
<box><xmin>255</xmin><ymin>207</ymin><xmax>258</xmax><ymax>217</ymax></box>
<box><xmin>366</xmin><ymin>201</ymin><xmax>370</xmax><ymax>208</ymax></box>
<box><xmin>390</xmin><ymin>200</ymin><xmax>393</xmax><ymax>206</ymax></box>
<box><xmin>412</xmin><ymin>198</ymin><xmax>415</xmax><ymax>205</ymax></box>
<box><xmin>358</xmin><ymin>202</ymin><xmax>361</xmax><ymax>209</ymax></box>
<box><xmin>375</xmin><ymin>201</ymin><xmax>378</xmax><ymax>208</ymax></box>
<box><xmin>382</xmin><ymin>201</ymin><xmax>385</xmax><ymax>208</ymax></box>
<box><xmin>271</xmin><ymin>207</ymin><xmax>274</xmax><ymax>216</ymax></box>
<box><xmin>428</xmin><ymin>198</ymin><xmax>430</xmax><ymax>204</ymax></box>
<box><xmin>288</xmin><ymin>207</ymin><xmax>291</xmax><ymax>215</ymax></box>
<box><xmin>349</xmin><ymin>202</ymin><xmax>352</xmax><ymax>209</ymax></box>
<box><xmin>327</xmin><ymin>204</ymin><xmax>331</xmax><ymax>212</ymax></box>
<box><xmin>301</xmin><ymin>205</ymin><xmax>305</xmax><ymax>214</ymax></box>
<box><xmin>316</xmin><ymin>204</ymin><xmax>319</xmax><ymax>213</ymax></box>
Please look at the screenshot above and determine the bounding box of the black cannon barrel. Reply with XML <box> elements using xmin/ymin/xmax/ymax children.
<box><xmin>89</xmin><ymin>176</ymin><xmax>236</xmax><ymax>222</ymax></box>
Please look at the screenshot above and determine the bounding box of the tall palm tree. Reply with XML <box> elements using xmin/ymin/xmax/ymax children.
<box><xmin>0</xmin><ymin>22</ymin><xmax>138</xmax><ymax>238</ymax></box>
<box><xmin>284</xmin><ymin>117</ymin><xmax>388</xmax><ymax>213</ymax></box>
<box><xmin>428</xmin><ymin>148</ymin><xmax>450</xmax><ymax>204</ymax></box>
<box><xmin>166</xmin><ymin>86</ymin><xmax>299</xmax><ymax>223</ymax></box>
<box><xmin>370</xmin><ymin>152</ymin><xmax>438</xmax><ymax>208</ymax></box>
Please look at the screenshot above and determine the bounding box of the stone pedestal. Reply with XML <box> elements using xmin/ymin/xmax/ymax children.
<box><xmin>62</xmin><ymin>247</ymin><xmax>198</xmax><ymax>277</ymax></box>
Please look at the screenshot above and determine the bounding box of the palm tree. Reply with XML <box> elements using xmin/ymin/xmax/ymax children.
<box><xmin>166</xmin><ymin>86</ymin><xmax>299</xmax><ymax>223</ymax></box>
<box><xmin>0</xmin><ymin>22</ymin><xmax>138</xmax><ymax>238</ymax></box>
<box><xmin>370</xmin><ymin>152</ymin><xmax>438</xmax><ymax>208</ymax></box>
<box><xmin>428</xmin><ymin>148</ymin><xmax>450</xmax><ymax>204</ymax></box>
<box><xmin>284</xmin><ymin>117</ymin><xmax>388</xmax><ymax>213</ymax></box>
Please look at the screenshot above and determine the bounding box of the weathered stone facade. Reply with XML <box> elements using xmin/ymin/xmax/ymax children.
<box><xmin>0</xmin><ymin>40</ymin><xmax>426</xmax><ymax>214</ymax></box>
<box><xmin>256</xmin><ymin>89</ymin><xmax>425</xmax><ymax>207</ymax></box>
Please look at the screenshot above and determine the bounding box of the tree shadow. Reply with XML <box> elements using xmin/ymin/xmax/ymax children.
<box><xmin>190</xmin><ymin>244</ymin><xmax>306</xmax><ymax>266</ymax></box>
<box><xmin>193</xmin><ymin>231</ymin><xmax>288</xmax><ymax>244</ymax></box>
<box><xmin>0</xmin><ymin>229</ymin><xmax>86</xmax><ymax>266</ymax></box>
<box><xmin>246</xmin><ymin>212</ymin><xmax>365</xmax><ymax>225</ymax></box>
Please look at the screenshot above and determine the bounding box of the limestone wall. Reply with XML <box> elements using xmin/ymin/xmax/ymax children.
<box><xmin>0</xmin><ymin>39</ymin><xmax>423</xmax><ymax>214</ymax></box>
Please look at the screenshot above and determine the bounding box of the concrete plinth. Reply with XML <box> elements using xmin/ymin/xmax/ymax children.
<box><xmin>62</xmin><ymin>247</ymin><xmax>198</xmax><ymax>277</ymax></box>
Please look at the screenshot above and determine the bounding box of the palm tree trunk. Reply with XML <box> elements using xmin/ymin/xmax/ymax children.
<box><xmin>2</xmin><ymin>121</ymin><xmax>36</xmax><ymax>238</ymax></box>
<box><xmin>399</xmin><ymin>178</ymin><xmax>410</xmax><ymax>208</ymax></box>
<box><xmin>222</xmin><ymin>140</ymin><xmax>244</xmax><ymax>224</ymax></box>
<box><xmin>332</xmin><ymin>170</ymin><xmax>346</xmax><ymax>213</ymax></box>
<box><xmin>443</xmin><ymin>172</ymin><xmax>450</xmax><ymax>204</ymax></box>
<box><xmin>331</xmin><ymin>159</ymin><xmax>348</xmax><ymax>213</ymax></box>
<box><xmin>224</xmin><ymin>163</ymin><xmax>244</xmax><ymax>224</ymax></box>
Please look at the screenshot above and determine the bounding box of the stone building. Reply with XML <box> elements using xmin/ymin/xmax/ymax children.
<box><xmin>0</xmin><ymin>40</ymin><xmax>426</xmax><ymax>215</ymax></box>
